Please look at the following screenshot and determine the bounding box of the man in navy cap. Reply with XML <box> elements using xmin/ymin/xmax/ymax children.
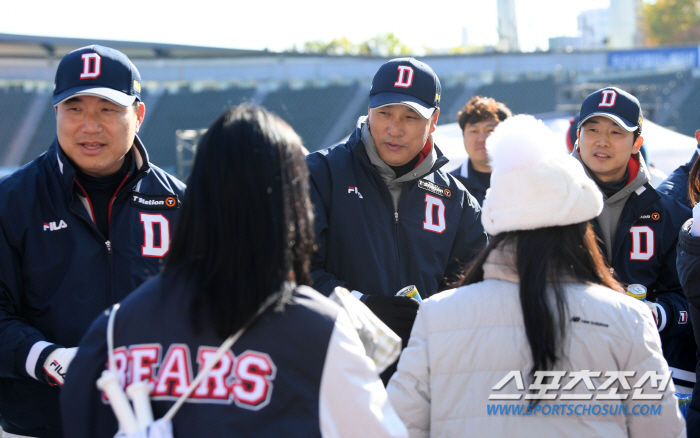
<box><xmin>0</xmin><ymin>45</ymin><xmax>185</xmax><ymax>437</ymax></box>
<box><xmin>306</xmin><ymin>58</ymin><xmax>486</xmax><ymax>381</ymax></box>
<box><xmin>573</xmin><ymin>87</ymin><xmax>695</xmax><ymax>395</ymax></box>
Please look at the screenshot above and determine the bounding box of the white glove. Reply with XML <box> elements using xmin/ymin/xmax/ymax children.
<box><xmin>645</xmin><ymin>302</ymin><xmax>661</xmax><ymax>330</ymax></box>
<box><xmin>43</xmin><ymin>347</ymin><xmax>78</xmax><ymax>386</ymax></box>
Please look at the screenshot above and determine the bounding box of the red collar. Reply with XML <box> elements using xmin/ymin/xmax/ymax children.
<box><xmin>415</xmin><ymin>139</ymin><xmax>432</xmax><ymax>168</ymax></box>
<box><xmin>626</xmin><ymin>154</ymin><xmax>640</xmax><ymax>186</ymax></box>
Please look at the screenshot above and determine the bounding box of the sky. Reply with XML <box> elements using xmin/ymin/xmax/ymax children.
<box><xmin>0</xmin><ymin>0</ymin><xmax>611</xmax><ymax>53</ymax></box>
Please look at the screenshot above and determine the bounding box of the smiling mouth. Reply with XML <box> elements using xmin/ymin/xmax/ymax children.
<box><xmin>80</xmin><ymin>142</ymin><xmax>104</xmax><ymax>150</ymax></box>
<box><xmin>593</xmin><ymin>152</ymin><xmax>610</xmax><ymax>159</ymax></box>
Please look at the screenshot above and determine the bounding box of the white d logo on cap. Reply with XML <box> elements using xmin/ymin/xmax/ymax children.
<box><xmin>598</xmin><ymin>89</ymin><xmax>617</xmax><ymax>107</ymax></box>
<box><xmin>394</xmin><ymin>65</ymin><xmax>414</xmax><ymax>88</ymax></box>
<box><xmin>80</xmin><ymin>53</ymin><xmax>102</xmax><ymax>80</ymax></box>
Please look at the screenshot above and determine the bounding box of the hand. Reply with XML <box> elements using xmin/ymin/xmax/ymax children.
<box><xmin>645</xmin><ymin>302</ymin><xmax>661</xmax><ymax>330</ymax></box>
<box><xmin>363</xmin><ymin>295</ymin><xmax>419</xmax><ymax>344</ymax></box>
<box><xmin>43</xmin><ymin>347</ymin><xmax>78</xmax><ymax>386</ymax></box>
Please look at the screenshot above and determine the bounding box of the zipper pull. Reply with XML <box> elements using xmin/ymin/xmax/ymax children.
<box><xmin>106</xmin><ymin>240</ymin><xmax>112</xmax><ymax>253</ymax></box>
<box><xmin>395</xmin><ymin>212</ymin><xmax>399</xmax><ymax>223</ymax></box>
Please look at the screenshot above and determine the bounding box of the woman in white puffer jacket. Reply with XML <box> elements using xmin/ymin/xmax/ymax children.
<box><xmin>387</xmin><ymin>115</ymin><xmax>685</xmax><ymax>438</ymax></box>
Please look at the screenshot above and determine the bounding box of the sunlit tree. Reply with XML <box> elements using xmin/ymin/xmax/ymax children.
<box><xmin>293</xmin><ymin>33</ymin><xmax>412</xmax><ymax>56</ymax></box>
<box><xmin>642</xmin><ymin>0</ymin><xmax>700</xmax><ymax>45</ymax></box>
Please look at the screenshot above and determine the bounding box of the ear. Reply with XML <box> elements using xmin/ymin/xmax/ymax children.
<box><xmin>633</xmin><ymin>135</ymin><xmax>644</xmax><ymax>154</ymax></box>
<box><xmin>576</xmin><ymin>129</ymin><xmax>579</xmax><ymax>139</ymax></box>
<box><xmin>134</xmin><ymin>102</ymin><xmax>146</xmax><ymax>132</ymax></box>
<box><xmin>429</xmin><ymin>109</ymin><xmax>440</xmax><ymax>134</ymax></box>
<box><xmin>695</xmin><ymin>129</ymin><xmax>700</xmax><ymax>145</ymax></box>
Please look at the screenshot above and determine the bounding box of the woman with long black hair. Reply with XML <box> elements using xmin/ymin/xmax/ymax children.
<box><xmin>60</xmin><ymin>105</ymin><xmax>407</xmax><ymax>438</ymax></box>
<box><xmin>676</xmin><ymin>156</ymin><xmax>700</xmax><ymax>436</ymax></box>
<box><xmin>387</xmin><ymin>115</ymin><xmax>684</xmax><ymax>437</ymax></box>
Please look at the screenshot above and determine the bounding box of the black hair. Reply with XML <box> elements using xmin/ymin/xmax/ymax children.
<box><xmin>689</xmin><ymin>154</ymin><xmax>700</xmax><ymax>207</ymax></box>
<box><xmin>164</xmin><ymin>105</ymin><xmax>315</xmax><ymax>338</ymax></box>
<box><xmin>459</xmin><ymin>223</ymin><xmax>620</xmax><ymax>379</ymax></box>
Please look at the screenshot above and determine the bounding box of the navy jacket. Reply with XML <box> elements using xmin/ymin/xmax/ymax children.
<box><xmin>657</xmin><ymin>149</ymin><xmax>698</xmax><ymax>209</ymax></box>
<box><xmin>306</xmin><ymin>124</ymin><xmax>487</xmax><ymax>299</ymax></box>
<box><xmin>449</xmin><ymin>157</ymin><xmax>489</xmax><ymax>207</ymax></box>
<box><xmin>0</xmin><ymin>137</ymin><xmax>185</xmax><ymax>437</ymax></box>
<box><xmin>591</xmin><ymin>181</ymin><xmax>694</xmax><ymax>384</ymax></box>
<box><xmin>61</xmin><ymin>279</ymin><xmax>339</xmax><ymax>438</ymax></box>
<box><xmin>678</xmin><ymin>220</ymin><xmax>700</xmax><ymax>434</ymax></box>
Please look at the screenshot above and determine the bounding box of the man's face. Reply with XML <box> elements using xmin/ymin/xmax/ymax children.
<box><xmin>368</xmin><ymin>104</ymin><xmax>439</xmax><ymax>167</ymax></box>
<box><xmin>462</xmin><ymin>118</ymin><xmax>500</xmax><ymax>172</ymax></box>
<box><xmin>56</xmin><ymin>95</ymin><xmax>144</xmax><ymax>177</ymax></box>
<box><xmin>577</xmin><ymin>116</ymin><xmax>642</xmax><ymax>182</ymax></box>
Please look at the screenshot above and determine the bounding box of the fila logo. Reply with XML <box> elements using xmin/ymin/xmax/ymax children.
<box><xmin>80</xmin><ymin>53</ymin><xmax>101</xmax><ymax>79</ymax></box>
<box><xmin>394</xmin><ymin>66</ymin><xmax>414</xmax><ymax>88</ymax></box>
<box><xmin>348</xmin><ymin>186</ymin><xmax>363</xmax><ymax>199</ymax></box>
<box><xmin>48</xmin><ymin>360</ymin><xmax>67</xmax><ymax>380</ymax></box>
<box><xmin>598</xmin><ymin>89</ymin><xmax>617</xmax><ymax>107</ymax></box>
<box><xmin>43</xmin><ymin>220</ymin><xmax>67</xmax><ymax>231</ymax></box>
<box><xmin>679</xmin><ymin>311</ymin><xmax>688</xmax><ymax>324</ymax></box>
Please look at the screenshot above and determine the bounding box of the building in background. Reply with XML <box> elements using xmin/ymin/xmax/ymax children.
<box><xmin>497</xmin><ymin>0</ymin><xmax>519</xmax><ymax>52</ymax></box>
<box><xmin>579</xmin><ymin>8</ymin><xmax>609</xmax><ymax>50</ymax></box>
<box><xmin>609</xmin><ymin>0</ymin><xmax>643</xmax><ymax>48</ymax></box>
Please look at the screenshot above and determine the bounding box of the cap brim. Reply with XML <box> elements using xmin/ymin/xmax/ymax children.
<box><xmin>369</xmin><ymin>92</ymin><xmax>435</xmax><ymax>119</ymax></box>
<box><xmin>578</xmin><ymin>112</ymin><xmax>637</xmax><ymax>132</ymax></box>
<box><xmin>53</xmin><ymin>86</ymin><xmax>137</xmax><ymax>107</ymax></box>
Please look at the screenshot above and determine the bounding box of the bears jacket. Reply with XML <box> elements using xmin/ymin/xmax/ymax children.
<box><xmin>61</xmin><ymin>279</ymin><xmax>407</xmax><ymax>438</ymax></box>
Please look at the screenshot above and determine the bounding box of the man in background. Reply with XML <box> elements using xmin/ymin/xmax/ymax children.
<box><xmin>306</xmin><ymin>57</ymin><xmax>486</xmax><ymax>381</ymax></box>
<box><xmin>451</xmin><ymin>96</ymin><xmax>512</xmax><ymax>206</ymax></box>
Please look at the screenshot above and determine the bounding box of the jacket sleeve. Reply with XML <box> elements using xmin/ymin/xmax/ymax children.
<box><xmin>440</xmin><ymin>189</ymin><xmax>487</xmax><ymax>291</ymax></box>
<box><xmin>307</xmin><ymin>154</ymin><xmax>351</xmax><ymax>296</ymax></box>
<box><xmin>60</xmin><ymin>311</ymin><xmax>119</xmax><ymax>438</ymax></box>
<box><xmin>386</xmin><ymin>302</ymin><xmax>431</xmax><ymax>438</ymax></box>
<box><xmin>678</xmin><ymin>219</ymin><xmax>700</xmax><ymax>310</ymax></box>
<box><xmin>319</xmin><ymin>309</ymin><xmax>408</xmax><ymax>438</ymax></box>
<box><xmin>0</xmin><ymin>219</ymin><xmax>60</xmax><ymax>382</ymax></box>
<box><xmin>650</xmin><ymin>210</ymin><xmax>693</xmax><ymax>340</ymax></box>
<box><xmin>623</xmin><ymin>301</ymin><xmax>686</xmax><ymax>438</ymax></box>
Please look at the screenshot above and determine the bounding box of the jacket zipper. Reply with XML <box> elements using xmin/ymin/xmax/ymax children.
<box><xmin>394</xmin><ymin>211</ymin><xmax>400</xmax><ymax>258</ymax></box>
<box><xmin>105</xmin><ymin>240</ymin><xmax>113</xmax><ymax>306</ymax></box>
<box><xmin>104</xmin><ymin>173</ymin><xmax>134</xmax><ymax>306</ymax></box>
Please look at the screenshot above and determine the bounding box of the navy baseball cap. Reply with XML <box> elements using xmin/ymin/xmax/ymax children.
<box><xmin>577</xmin><ymin>87</ymin><xmax>642</xmax><ymax>133</ymax></box>
<box><xmin>369</xmin><ymin>57</ymin><xmax>441</xmax><ymax>119</ymax></box>
<box><xmin>53</xmin><ymin>45</ymin><xmax>142</xmax><ymax>107</ymax></box>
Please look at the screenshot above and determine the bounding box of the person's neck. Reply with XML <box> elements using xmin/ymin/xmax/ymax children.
<box><xmin>470</xmin><ymin>159</ymin><xmax>491</xmax><ymax>173</ymax></box>
<box><xmin>389</xmin><ymin>153</ymin><xmax>421</xmax><ymax>178</ymax></box>
<box><xmin>592</xmin><ymin>168</ymin><xmax>627</xmax><ymax>183</ymax></box>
